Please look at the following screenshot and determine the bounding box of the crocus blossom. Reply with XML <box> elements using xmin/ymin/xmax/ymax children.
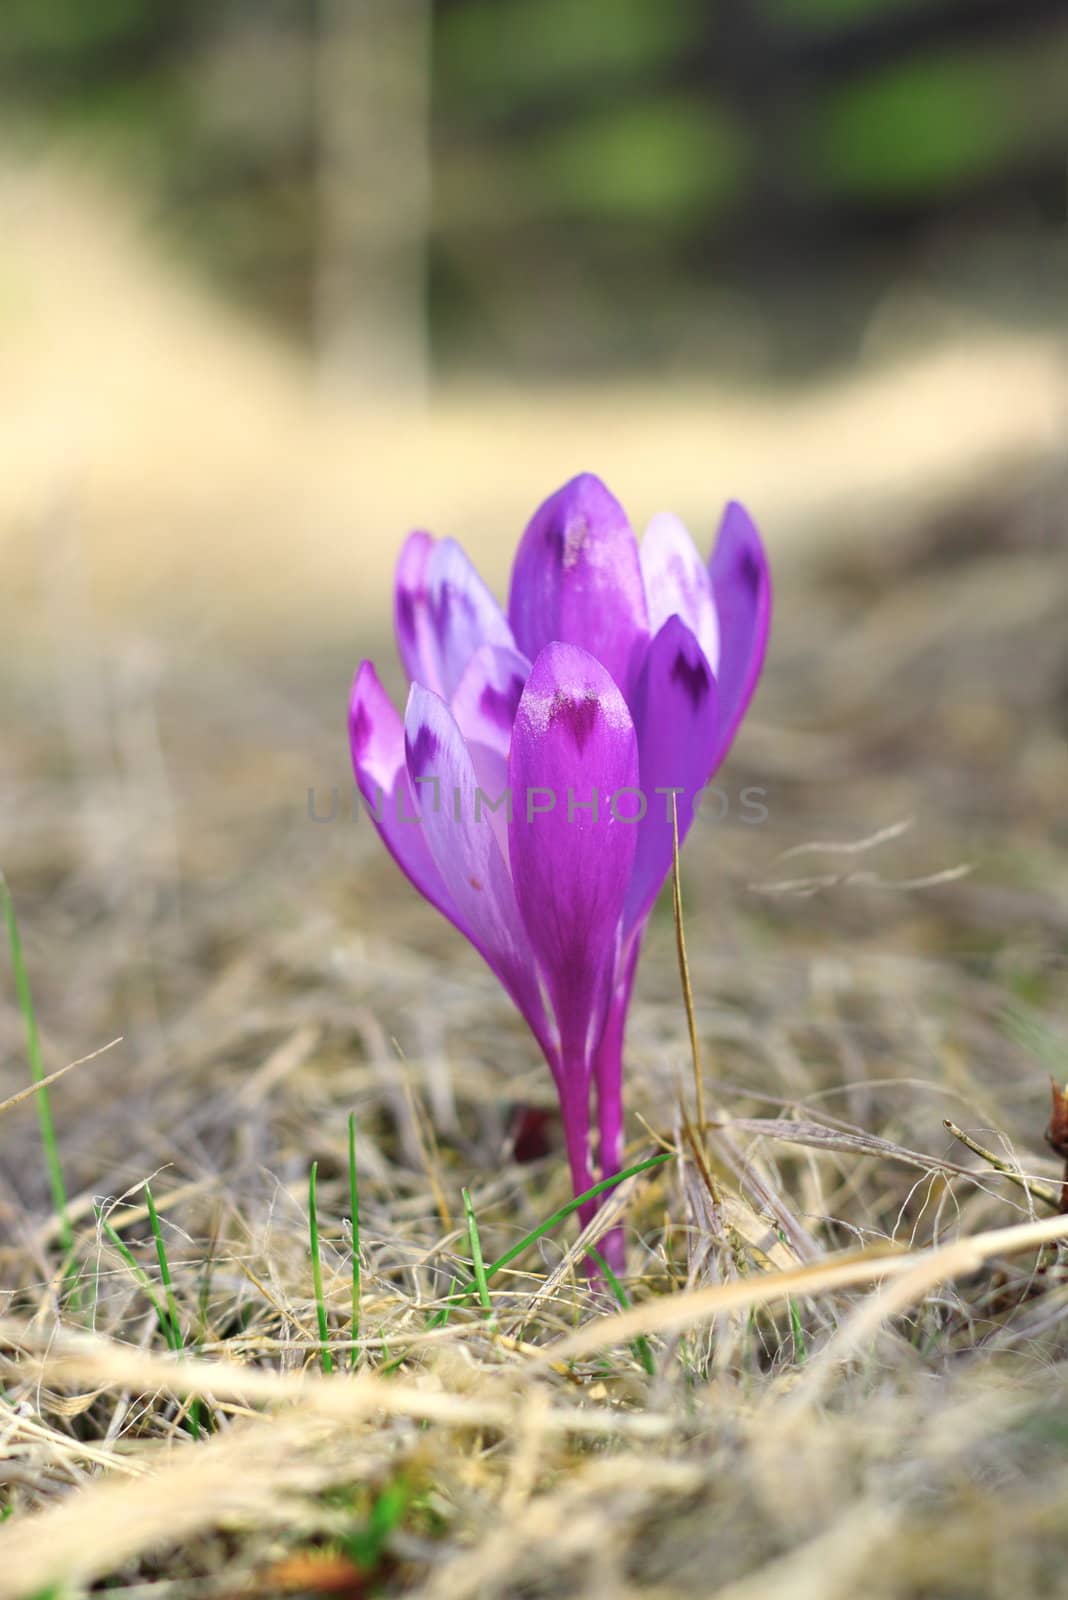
<box><xmin>349</xmin><ymin>473</ymin><xmax>770</xmax><ymax>1270</ymax></box>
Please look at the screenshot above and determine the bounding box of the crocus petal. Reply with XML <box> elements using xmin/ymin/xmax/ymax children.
<box><xmin>450</xmin><ymin>643</ymin><xmax>531</xmax><ymax>863</ymax></box>
<box><xmin>404</xmin><ymin>684</ymin><xmax>550</xmax><ymax>1050</ymax></box>
<box><xmin>708</xmin><ymin>501</ymin><xmax>771</xmax><ymax>774</ymax></box>
<box><xmin>395</xmin><ymin>533</ymin><xmax>515</xmax><ymax>699</ymax></box>
<box><xmin>622</xmin><ymin>617</ymin><xmax>719</xmax><ymax>935</ymax></box>
<box><xmin>428</xmin><ymin>538</ymin><xmax>516</xmax><ymax>699</ymax></box>
<box><xmin>348</xmin><ymin>661</ymin><xmax>460</xmax><ymax>928</ymax></box>
<box><xmin>507</xmin><ymin>473</ymin><xmax>649</xmax><ymax>698</ymax></box>
<box><xmin>394</xmin><ymin>531</ymin><xmax>442</xmax><ymax>694</ymax></box>
<box><xmin>450</xmin><ymin>642</ymin><xmax>530</xmax><ymax>763</ymax></box>
<box><xmin>640</xmin><ymin>511</ymin><xmax>720</xmax><ymax>673</ymax></box>
<box><xmin>508</xmin><ymin>642</ymin><xmax>638</xmax><ymax>1067</ymax></box>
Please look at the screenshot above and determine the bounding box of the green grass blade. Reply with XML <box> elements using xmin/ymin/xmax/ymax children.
<box><xmin>348</xmin><ymin>1111</ymin><xmax>361</xmax><ymax>1371</ymax></box>
<box><xmin>788</xmin><ymin>1295</ymin><xmax>807</xmax><ymax>1363</ymax></box>
<box><xmin>146</xmin><ymin>1183</ymin><xmax>202</xmax><ymax>1437</ymax></box>
<box><xmin>96</xmin><ymin>1207</ymin><xmax>171</xmax><ymax>1330</ymax></box>
<box><xmin>585</xmin><ymin>1245</ymin><xmax>655</xmax><ymax>1375</ymax></box>
<box><xmin>342</xmin><ymin>1476</ymin><xmax>411</xmax><ymax>1568</ymax></box>
<box><xmin>308</xmin><ymin>1160</ymin><xmax>334</xmax><ymax>1375</ymax></box>
<box><xmin>461</xmin><ymin>1186</ymin><xmax>494</xmax><ymax>1325</ymax></box>
<box><xmin>145</xmin><ymin>1183</ymin><xmax>182</xmax><ymax>1352</ymax></box>
<box><xmin>774</xmin><ymin>1229</ymin><xmax>806</xmax><ymax>1365</ymax></box>
<box><xmin>0</xmin><ymin>874</ymin><xmax>72</xmax><ymax>1250</ymax></box>
<box><xmin>433</xmin><ymin>1148</ymin><xmax>672</xmax><ymax>1326</ymax></box>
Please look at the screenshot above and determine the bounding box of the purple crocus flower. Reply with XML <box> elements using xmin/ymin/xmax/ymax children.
<box><xmin>349</xmin><ymin>474</ymin><xmax>770</xmax><ymax>1270</ymax></box>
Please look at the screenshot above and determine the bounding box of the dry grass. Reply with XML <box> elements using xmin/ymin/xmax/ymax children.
<box><xmin>2</xmin><ymin>453</ymin><xmax>1068</xmax><ymax>1599</ymax></box>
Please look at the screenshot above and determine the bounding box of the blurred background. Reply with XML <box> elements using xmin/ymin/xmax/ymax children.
<box><xmin>0</xmin><ymin>0</ymin><xmax>1064</xmax><ymax>650</ymax></box>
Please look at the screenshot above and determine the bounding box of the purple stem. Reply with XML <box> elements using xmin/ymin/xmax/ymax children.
<box><xmin>552</xmin><ymin>1051</ymin><xmax>597</xmax><ymax>1232</ymax></box>
<box><xmin>591</xmin><ymin>937</ymin><xmax>642</xmax><ymax>1275</ymax></box>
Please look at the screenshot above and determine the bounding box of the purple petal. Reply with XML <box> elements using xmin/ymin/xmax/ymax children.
<box><xmin>507</xmin><ymin>642</ymin><xmax>638</xmax><ymax>1068</ymax></box>
<box><xmin>404</xmin><ymin>685</ymin><xmax>549</xmax><ymax>1049</ymax></box>
<box><xmin>507</xmin><ymin>473</ymin><xmax>649</xmax><ymax>698</ymax></box>
<box><xmin>348</xmin><ymin>661</ymin><xmax>460</xmax><ymax>928</ymax></box>
<box><xmin>708</xmin><ymin>501</ymin><xmax>771</xmax><ymax>773</ymax></box>
<box><xmin>450</xmin><ymin>642</ymin><xmax>530</xmax><ymax>763</ymax></box>
<box><xmin>394</xmin><ymin>533</ymin><xmax>514</xmax><ymax>698</ymax></box>
<box><xmin>622</xmin><ymin>617</ymin><xmax>719</xmax><ymax>935</ymax></box>
<box><xmin>394</xmin><ymin>532</ymin><xmax>442</xmax><ymax>694</ymax></box>
<box><xmin>427</xmin><ymin>539</ymin><xmax>515</xmax><ymax>698</ymax></box>
<box><xmin>450</xmin><ymin>643</ymin><xmax>531</xmax><ymax>862</ymax></box>
<box><xmin>640</xmin><ymin>511</ymin><xmax>720</xmax><ymax>673</ymax></box>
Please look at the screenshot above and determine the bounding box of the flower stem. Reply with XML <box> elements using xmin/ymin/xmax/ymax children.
<box><xmin>591</xmin><ymin>941</ymin><xmax>640</xmax><ymax>1275</ymax></box>
<box><xmin>559</xmin><ymin>1079</ymin><xmax>597</xmax><ymax>1231</ymax></box>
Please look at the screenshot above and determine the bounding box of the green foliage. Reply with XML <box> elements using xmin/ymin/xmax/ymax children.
<box><xmin>0</xmin><ymin>0</ymin><xmax>162</xmax><ymax>65</ymax></box>
<box><xmin>439</xmin><ymin>0</ymin><xmax>696</xmax><ymax>117</ymax></box>
<box><xmin>523</xmin><ymin>99</ymin><xmax>747</xmax><ymax>222</ymax></box>
<box><xmin>814</xmin><ymin>53</ymin><xmax>1011</xmax><ymax>194</ymax></box>
<box><xmin>809</xmin><ymin>36</ymin><xmax>1068</xmax><ymax>197</ymax></box>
